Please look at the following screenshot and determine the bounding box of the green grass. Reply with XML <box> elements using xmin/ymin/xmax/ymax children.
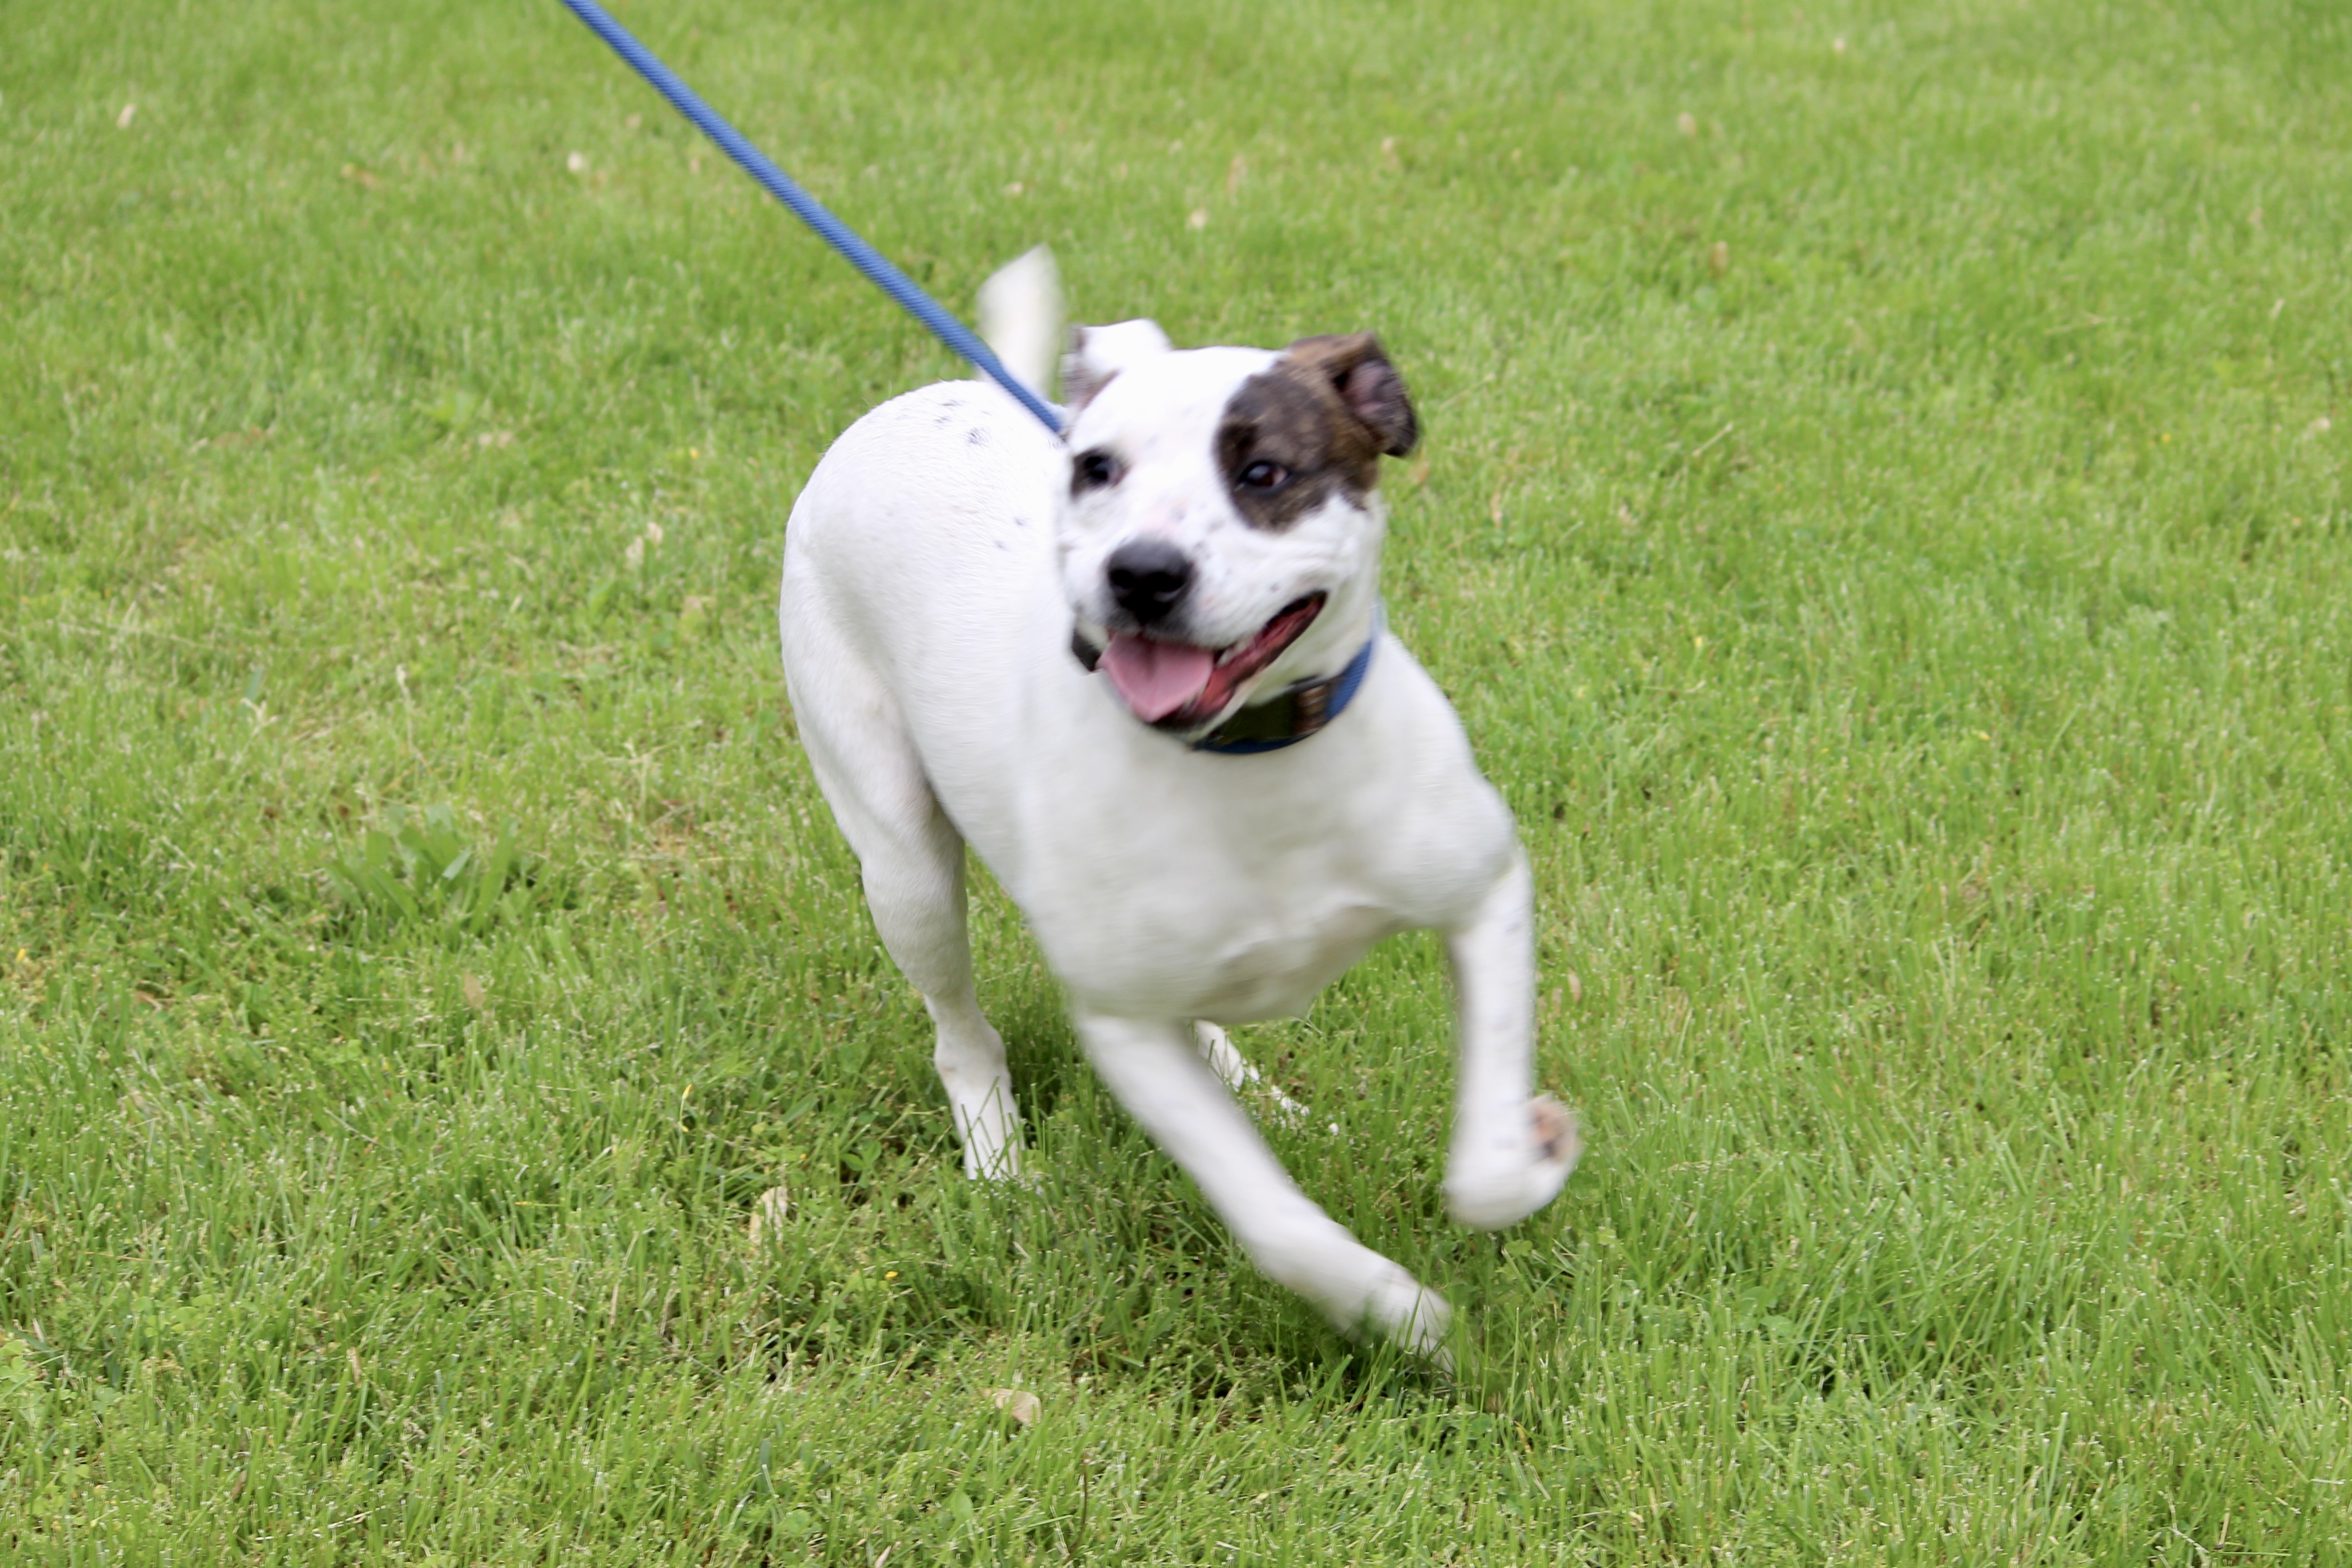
<box><xmin>4</xmin><ymin>0</ymin><xmax>2350</xmax><ymax>1559</ymax></box>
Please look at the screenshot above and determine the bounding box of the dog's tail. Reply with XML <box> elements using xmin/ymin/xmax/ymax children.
<box><xmin>977</xmin><ymin>246</ymin><xmax>1063</xmax><ymax>405</ymax></box>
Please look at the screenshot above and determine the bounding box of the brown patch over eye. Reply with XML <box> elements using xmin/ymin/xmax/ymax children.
<box><xmin>1216</xmin><ymin>358</ymin><xmax>1386</xmax><ymax>530</ymax></box>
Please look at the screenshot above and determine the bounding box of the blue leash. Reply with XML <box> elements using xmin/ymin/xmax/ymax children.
<box><xmin>558</xmin><ymin>0</ymin><xmax>1064</xmax><ymax>436</ymax></box>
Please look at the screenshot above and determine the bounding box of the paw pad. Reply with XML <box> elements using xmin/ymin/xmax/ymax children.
<box><xmin>1529</xmin><ymin>1097</ymin><xmax>1582</xmax><ymax>1169</ymax></box>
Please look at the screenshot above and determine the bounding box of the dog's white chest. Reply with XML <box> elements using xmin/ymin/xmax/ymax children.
<box><xmin>1020</xmin><ymin>840</ymin><xmax>1407</xmax><ymax>1022</ymax></box>
<box><xmin>1184</xmin><ymin>894</ymin><xmax>1402</xmax><ymax>1021</ymax></box>
<box><xmin>983</xmin><ymin>716</ymin><xmax>1509</xmax><ymax>1022</ymax></box>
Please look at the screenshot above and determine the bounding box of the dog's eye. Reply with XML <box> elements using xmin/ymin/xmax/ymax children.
<box><xmin>1072</xmin><ymin>449</ymin><xmax>1121</xmax><ymax>492</ymax></box>
<box><xmin>1237</xmin><ymin>459</ymin><xmax>1289</xmax><ymax>492</ymax></box>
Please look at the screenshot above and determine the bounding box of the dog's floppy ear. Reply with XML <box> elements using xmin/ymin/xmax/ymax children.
<box><xmin>1281</xmin><ymin>332</ymin><xmax>1419</xmax><ymax>458</ymax></box>
<box><xmin>1062</xmin><ymin>319</ymin><xmax>1174</xmax><ymax>415</ymax></box>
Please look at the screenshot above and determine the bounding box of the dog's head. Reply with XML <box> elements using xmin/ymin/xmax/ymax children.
<box><xmin>1057</xmin><ymin>323</ymin><xmax>1418</xmax><ymax>734</ymax></box>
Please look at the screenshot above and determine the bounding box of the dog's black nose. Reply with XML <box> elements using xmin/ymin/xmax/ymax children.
<box><xmin>1106</xmin><ymin>540</ymin><xmax>1193</xmax><ymax>626</ymax></box>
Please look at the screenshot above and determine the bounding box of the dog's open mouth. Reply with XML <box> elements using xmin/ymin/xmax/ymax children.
<box><xmin>1099</xmin><ymin>594</ymin><xmax>1327</xmax><ymax>729</ymax></box>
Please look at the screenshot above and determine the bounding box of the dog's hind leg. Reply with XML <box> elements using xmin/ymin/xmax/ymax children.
<box><xmin>1085</xmin><ymin>1013</ymin><xmax>1448</xmax><ymax>1357</ymax></box>
<box><xmin>1191</xmin><ymin>1022</ymin><xmax>1306</xmax><ymax>1126</ymax></box>
<box><xmin>783</xmin><ymin>608</ymin><xmax>1022</xmax><ymax>1180</ymax></box>
<box><xmin>875</xmin><ymin>825</ymin><xmax>1022</xmax><ymax>1182</ymax></box>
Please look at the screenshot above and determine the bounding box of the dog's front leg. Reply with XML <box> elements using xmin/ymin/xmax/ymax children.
<box><xmin>1441</xmin><ymin>850</ymin><xmax>1581</xmax><ymax>1229</ymax></box>
<box><xmin>1078</xmin><ymin>1013</ymin><xmax>1450</xmax><ymax>1356</ymax></box>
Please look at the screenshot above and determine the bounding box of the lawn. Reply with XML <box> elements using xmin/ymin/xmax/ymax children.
<box><xmin>4</xmin><ymin>0</ymin><xmax>2350</xmax><ymax>1560</ymax></box>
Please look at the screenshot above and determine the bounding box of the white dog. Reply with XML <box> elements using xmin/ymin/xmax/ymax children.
<box><xmin>778</xmin><ymin>252</ymin><xmax>1578</xmax><ymax>1354</ymax></box>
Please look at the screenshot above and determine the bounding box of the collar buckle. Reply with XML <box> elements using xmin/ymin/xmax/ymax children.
<box><xmin>1191</xmin><ymin>604</ymin><xmax>1382</xmax><ymax>756</ymax></box>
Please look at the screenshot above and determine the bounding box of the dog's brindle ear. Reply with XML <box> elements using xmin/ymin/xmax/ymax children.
<box><xmin>1062</xmin><ymin>319</ymin><xmax>1176</xmax><ymax>416</ymax></box>
<box><xmin>1281</xmin><ymin>332</ymin><xmax>1418</xmax><ymax>458</ymax></box>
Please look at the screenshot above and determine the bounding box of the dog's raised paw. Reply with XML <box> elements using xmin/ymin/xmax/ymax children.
<box><xmin>1529</xmin><ymin>1095</ymin><xmax>1582</xmax><ymax>1169</ymax></box>
<box><xmin>1442</xmin><ymin>1096</ymin><xmax>1582</xmax><ymax>1230</ymax></box>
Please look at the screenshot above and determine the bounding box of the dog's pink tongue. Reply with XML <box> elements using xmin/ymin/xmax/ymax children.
<box><xmin>1100</xmin><ymin>634</ymin><xmax>1215</xmax><ymax>723</ymax></box>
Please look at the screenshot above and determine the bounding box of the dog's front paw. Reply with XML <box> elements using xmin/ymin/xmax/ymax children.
<box><xmin>1359</xmin><ymin>1269</ymin><xmax>1453</xmax><ymax>1366</ymax></box>
<box><xmin>1443</xmin><ymin>1096</ymin><xmax>1582</xmax><ymax>1230</ymax></box>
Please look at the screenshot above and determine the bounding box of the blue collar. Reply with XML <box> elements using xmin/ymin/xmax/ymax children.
<box><xmin>1190</xmin><ymin>604</ymin><xmax>1382</xmax><ymax>755</ymax></box>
